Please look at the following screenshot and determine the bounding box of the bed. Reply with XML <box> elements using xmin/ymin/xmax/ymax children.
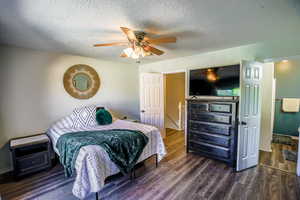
<box><xmin>47</xmin><ymin>106</ymin><xmax>166</xmax><ymax>199</ymax></box>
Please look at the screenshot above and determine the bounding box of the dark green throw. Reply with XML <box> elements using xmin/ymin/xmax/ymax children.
<box><xmin>56</xmin><ymin>129</ymin><xmax>149</xmax><ymax>177</ymax></box>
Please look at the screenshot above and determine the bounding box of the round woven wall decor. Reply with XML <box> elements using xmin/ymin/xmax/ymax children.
<box><xmin>63</xmin><ymin>64</ymin><xmax>100</xmax><ymax>99</ymax></box>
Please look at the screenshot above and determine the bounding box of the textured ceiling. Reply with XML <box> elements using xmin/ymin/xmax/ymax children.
<box><xmin>0</xmin><ymin>0</ymin><xmax>300</xmax><ymax>63</ymax></box>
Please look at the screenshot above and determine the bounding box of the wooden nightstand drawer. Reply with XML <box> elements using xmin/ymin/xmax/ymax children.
<box><xmin>14</xmin><ymin>143</ymin><xmax>48</xmax><ymax>157</ymax></box>
<box><xmin>16</xmin><ymin>152</ymin><xmax>50</xmax><ymax>174</ymax></box>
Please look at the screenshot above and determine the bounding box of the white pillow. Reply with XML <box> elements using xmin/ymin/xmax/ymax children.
<box><xmin>72</xmin><ymin>105</ymin><xmax>97</xmax><ymax>128</ymax></box>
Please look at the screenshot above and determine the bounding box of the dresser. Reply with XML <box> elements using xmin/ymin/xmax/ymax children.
<box><xmin>187</xmin><ymin>99</ymin><xmax>239</xmax><ymax>167</ymax></box>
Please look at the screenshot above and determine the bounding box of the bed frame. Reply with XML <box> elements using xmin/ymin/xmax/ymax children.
<box><xmin>95</xmin><ymin>153</ymin><xmax>159</xmax><ymax>200</ymax></box>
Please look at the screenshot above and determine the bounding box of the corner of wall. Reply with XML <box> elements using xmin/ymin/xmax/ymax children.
<box><xmin>0</xmin><ymin>143</ymin><xmax>13</xmax><ymax>175</ymax></box>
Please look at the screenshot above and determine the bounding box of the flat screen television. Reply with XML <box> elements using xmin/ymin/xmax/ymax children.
<box><xmin>189</xmin><ymin>64</ymin><xmax>240</xmax><ymax>97</ymax></box>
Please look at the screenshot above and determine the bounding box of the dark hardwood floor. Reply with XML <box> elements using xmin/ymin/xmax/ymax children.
<box><xmin>259</xmin><ymin>142</ymin><xmax>298</xmax><ymax>174</ymax></box>
<box><xmin>0</xmin><ymin>129</ymin><xmax>299</xmax><ymax>200</ymax></box>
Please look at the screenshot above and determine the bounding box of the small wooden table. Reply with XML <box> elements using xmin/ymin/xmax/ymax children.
<box><xmin>10</xmin><ymin>134</ymin><xmax>52</xmax><ymax>178</ymax></box>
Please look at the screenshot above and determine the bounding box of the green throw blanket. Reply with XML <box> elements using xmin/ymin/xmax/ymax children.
<box><xmin>56</xmin><ymin>129</ymin><xmax>149</xmax><ymax>177</ymax></box>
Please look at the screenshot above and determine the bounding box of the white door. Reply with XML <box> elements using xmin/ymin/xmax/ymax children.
<box><xmin>140</xmin><ymin>73</ymin><xmax>165</xmax><ymax>137</ymax></box>
<box><xmin>237</xmin><ymin>61</ymin><xmax>263</xmax><ymax>171</ymax></box>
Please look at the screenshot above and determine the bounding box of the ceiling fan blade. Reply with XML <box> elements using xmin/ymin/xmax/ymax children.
<box><xmin>145</xmin><ymin>37</ymin><xmax>177</xmax><ymax>44</ymax></box>
<box><xmin>120</xmin><ymin>27</ymin><xmax>137</xmax><ymax>41</ymax></box>
<box><xmin>120</xmin><ymin>52</ymin><xmax>128</xmax><ymax>57</ymax></box>
<box><xmin>144</xmin><ymin>45</ymin><xmax>164</xmax><ymax>55</ymax></box>
<box><xmin>93</xmin><ymin>42</ymin><xmax>128</xmax><ymax>47</ymax></box>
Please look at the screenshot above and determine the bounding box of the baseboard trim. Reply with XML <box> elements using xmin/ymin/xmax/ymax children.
<box><xmin>0</xmin><ymin>167</ymin><xmax>12</xmax><ymax>175</ymax></box>
<box><xmin>273</xmin><ymin>133</ymin><xmax>296</xmax><ymax>137</ymax></box>
<box><xmin>166</xmin><ymin>127</ymin><xmax>184</xmax><ymax>131</ymax></box>
<box><xmin>259</xmin><ymin>147</ymin><xmax>272</xmax><ymax>152</ymax></box>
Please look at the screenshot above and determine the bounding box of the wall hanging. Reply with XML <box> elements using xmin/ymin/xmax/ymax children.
<box><xmin>63</xmin><ymin>64</ymin><xmax>100</xmax><ymax>99</ymax></box>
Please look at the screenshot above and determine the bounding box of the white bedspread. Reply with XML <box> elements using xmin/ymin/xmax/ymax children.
<box><xmin>47</xmin><ymin>119</ymin><xmax>166</xmax><ymax>199</ymax></box>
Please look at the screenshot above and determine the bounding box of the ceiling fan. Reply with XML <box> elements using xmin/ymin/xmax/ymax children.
<box><xmin>93</xmin><ymin>27</ymin><xmax>176</xmax><ymax>60</ymax></box>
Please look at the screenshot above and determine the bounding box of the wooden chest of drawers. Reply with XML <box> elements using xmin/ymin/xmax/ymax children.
<box><xmin>187</xmin><ymin>99</ymin><xmax>238</xmax><ymax>167</ymax></box>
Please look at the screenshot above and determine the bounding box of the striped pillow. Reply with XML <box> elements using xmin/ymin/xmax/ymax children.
<box><xmin>72</xmin><ymin>105</ymin><xmax>97</xmax><ymax>128</ymax></box>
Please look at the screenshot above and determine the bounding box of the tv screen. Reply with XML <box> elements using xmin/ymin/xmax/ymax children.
<box><xmin>189</xmin><ymin>65</ymin><xmax>240</xmax><ymax>96</ymax></box>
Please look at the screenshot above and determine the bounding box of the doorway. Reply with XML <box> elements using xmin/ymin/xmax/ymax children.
<box><xmin>259</xmin><ymin>59</ymin><xmax>299</xmax><ymax>175</ymax></box>
<box><xmin>164</xmin><ymin>72</ymin><xmax>186</xmax><ymax>145</ymax></box>
<box><xmin>139</xmin><ymin>71</ymin><xmax>187</xmax><ymax>157</ymax></box>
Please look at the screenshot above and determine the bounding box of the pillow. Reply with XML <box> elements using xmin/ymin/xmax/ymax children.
<box><xmin>72</xmin><ymin>105</ymin><xmax>97</xmax><ymax>128</ymax></box>
<box><xmin>96</xmin><ymin>108</ymin><xmax>113</xmax><ymax>125</ymax></box>
<box><xmin>96</xmin><ymin>107</ymin><xmax>119</xmax><ymax>121</ymax></box>
<box><xmin>56</xmin><ymin>114</ymin><xmax>75</xmax><ymax>128</ymax></box>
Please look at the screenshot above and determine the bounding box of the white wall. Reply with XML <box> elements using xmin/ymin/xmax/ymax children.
<box><xmin>140</xmin><ymin>39</ymin><xmax>300</xmax><ymax>73</ymax></box>
<box><xmin>0</xmin><ymin>45</ymin><xmax>139</xmax><ymax>174</ymax></box>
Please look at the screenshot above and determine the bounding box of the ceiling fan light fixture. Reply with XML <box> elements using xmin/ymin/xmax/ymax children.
<box><xmin>141</xmin><ymin>49</ymin><xmax>152</xmax><ymax>57</ymax></box>
<box><xmin>131</xmin><ymin>52</ymin><xmax>139</xmax><ymax>59</ymax></box>
<box><xmin>123</xmin><ymin>47</ymin><xmax>132</xmax><ymax>56</ymax></box>
<box><xmin>94</xmin><ymin>27</ymin><xmax>175</xmax><ymax>60</ymax></box>
<box><xmin>123</xmin><ymin>47</ymin><xmax>139</xmax><ymax>59</ymax></box>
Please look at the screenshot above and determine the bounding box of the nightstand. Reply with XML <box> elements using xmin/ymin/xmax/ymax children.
<box><xmin>10</xmin><ymin>134</ymin><xmax>52</xmax><ymax>178</ymax></box>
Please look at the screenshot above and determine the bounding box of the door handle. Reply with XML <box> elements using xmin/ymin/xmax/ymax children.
<box><xmin>141</xmin><ymin>110</ymin><xmax>145</xmax><ymax>113</ymax></box>
<box><xmin>239</xmin><ymin>121</ymin><xmax>247</xmax><ymax>125</ymax></box>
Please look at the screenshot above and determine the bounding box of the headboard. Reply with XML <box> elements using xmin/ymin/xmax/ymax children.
<box><xmin>96</xmin><ymin>107</ymin><xmax>105</xmax><ymax>111</ymax></box>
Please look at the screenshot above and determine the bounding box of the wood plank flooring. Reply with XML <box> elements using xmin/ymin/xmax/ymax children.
<box><xmin>259</xmin><ymin>142</ymin><xmax>298</xmax><ymax>174</ymax></box>
<box><xmin>0</xmin><ymin>129</ymin><xmax>299</xmax><ymax>200</ymax></box>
